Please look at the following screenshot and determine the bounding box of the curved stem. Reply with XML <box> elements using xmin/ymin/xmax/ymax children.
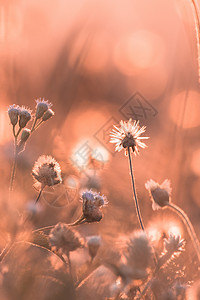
<box><xmin>167</xmin><ymin>202</ymin><xmax>200</xmax><ymax>263</ymax></box>
<box><xmin>32</xmin><ymin>215</ymin><xmax>86</xmax><ymax>234</ymax></box>
<box><xmin>127</xmin><ymin>147</ymin><xmax>144</xmax><ymax>231</ymax></box>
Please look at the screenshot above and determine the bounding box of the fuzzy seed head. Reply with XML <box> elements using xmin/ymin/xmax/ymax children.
<box><xmin>42</xmin><ymin>108</ymin><xmax>54</xmax><ymax>121</ymax></box>
<box><xmin>49</xmin><ymin>222</ymin><xmax>83</xmax><ymax>254</ymax></box>
<box><xmin>32</xmin><ymin>155</ymin><xmax>62</xmax><ymax>189</ymax></box>
<box><xmin>19</xmin><ymin>106</ymin><xmax>32</xmax><ymax>128</ymax></box>
<box><xmin>125</xmin><ymin>231</ymin><xmax>152</xmax><ymax>272</ymax></box>
<box><xmin>35</xmin><ymin>98</ymin><xmax>52</xmax><ymax>119</ymax></box>
<box><xmin>87</xmin><ymin>235</ymin><xmax>102</xmax><ymax>259</ymax></box>
<box><xmin>8</xmin><ymin>104</ymin><xmax>20</xmax><ymax>126</ymax></box>
<box><xmin>145</xmin><ymin>179</ymin><xmax>171</xmax><ymax>210</ymax></box>
<box><xmin>110</xmin><ymin>118</ymin><xmax>149</xmax><ymax>156</ymax></box>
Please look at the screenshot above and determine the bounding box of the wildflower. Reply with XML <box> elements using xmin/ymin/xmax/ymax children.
<box><xmin>110</xmin><ymin>118</ymin><xmax>149</xmax><ymax>155</ymax></box>
<box><xmin>42</xmin><ymin>108</ymin><xmax>54</xmax><ymax>121</ymax></box>
<box><xmin>87</xmin><ymin>235</ymin><xmax>102</xmax><ymax>260</ymax></box>
<box><xmin>145</xmin><ymin>179</ymin><xmax>171</xmax><ymax>210</ymax></box>
<box><xmin>19</xmin><ymin>106</ymin><xmax>32</xmax><ymax>128</ymax></box>
<box><xmin>35</xmin><ymin>98</ymin><xmax>52</xmax><ymax>119</ymax></box>
<box><xmin>81</xmin><ymin>190</ymin><xmax>107</xmax><ymax>223</ymax></box>
<box><xmin>164</xmin><ymin>234</ymin><xmax>185</xmax><ymax>254</ymax></box>
<box><xmin>49</xmin><ymin>222</ymin><xmax>83</xmax><ymax>254</ymax></box>
<box><xmin>8</xmin><ymin>104</ymin><xmax>20</xmax><ymax>126</ymax></box>
<box><xmin>32</xmin><ymin>155</ymin><xmax>62</xmax><ymax>190</ymax></box>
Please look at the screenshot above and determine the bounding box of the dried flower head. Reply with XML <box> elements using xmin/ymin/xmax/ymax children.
<box><xmin>125</xmin><ymin>231</ymin><xmax>152</xmax><ymax>272</ymax></box>
<box><xmin>19</xmin><ymin>106</ymin><xmax>32</xmax><ymax>128</ymax></box>
<box><xmin>145</xmin><ymin>179</ymin><xmax>171</xmax><ymax>210</ymax></box>
<box><xmin>87</xmin><ymin>235</ymin><xmax>102</xmax><ymax>260</ymax></box>
<box><xmin>49</xmin><ymin>222</ymin><xmax>83</xmax><ymax>254</ymax></box>
<box><xmin>110</xmin><ymin>118</ymin><xmax>149</xmax><ymax>155</ymax></box>
<box><xmin>42</xmin><ymin>108</ymin><xmax>54</xmax><ymax>121</ymax></box>
<box><xmin>81</xmin><ymin>190</ymin><xmax>108</xmax><ymax>223</ymax></box>
<box><xmin>35</xmin><ymin>98</ymin><xmax>52</xmax><ymax>119</ymax></box>
<box><xmin>8</xmin><ymin>104</ymin><xmax>20</xmax><ymax>126</ymax></box>
<box><xmin>164</xmin><ymin>234</ymin><xmax>185</xmax><ymax>254</ymax></box>
<box><xmin>32</xmin><ymin>155</ymin><xmax>62</xmax><ymax>189</ymax></box>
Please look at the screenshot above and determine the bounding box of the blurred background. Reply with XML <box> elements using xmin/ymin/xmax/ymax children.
<box><xmin>0</xmin><ymin>0</ymin><xmax>200</xmax><ymax>247</ymax></box>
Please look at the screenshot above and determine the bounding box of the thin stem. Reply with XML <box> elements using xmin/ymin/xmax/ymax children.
<box><xmin>34</xmin><ymin>187</ymin><xmax>44</xmax><ymax>205</ymax></box>
<box><xmin>67</xmin><ymin>252</ymin><xmax>73</xmax><ymax>282</ymax></box>
<box><xmin>0</xmin><ymin>241</ymin><xmax>13</xmax><ymax>263</ymax></box>
<box><xmin>127</xmin><ymin>147</ymin><xmax>144</xmax><ymax>231</ymax></box>
<box><xmin>31</xmin><ymin>117</ymin><xmax>37</xmax><ymax>132</ymax></box>
<box><xmin>167</xmin><ymin>202</ymin><xmax>200</xmax><ymax>263</ymax></box>
<box><xmin>32</xmin><ymin>215</ymin><xmax>86</xmax><ymax>234</ymax></box>
<box><xmin>190</xmin><ymin>0</ymin><xmax>200</xmax><ymax>81</ymax></box>
<box><xmin>9</xmin><ymin>137</ymin><xmax>18</xmax><ymax>192</ymax></box>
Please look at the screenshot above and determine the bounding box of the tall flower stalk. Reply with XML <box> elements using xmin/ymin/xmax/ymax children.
<box><xmin>110</xmin><ymin>119</ymin><xmax>149</xmax><ymax>231</ymax></box>
<box><xmin>8</xmin><ymin>99</ymin><xmax>54</xmax><ymax>192</ymax></box>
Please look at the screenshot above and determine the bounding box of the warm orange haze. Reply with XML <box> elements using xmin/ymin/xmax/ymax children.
<box><xmin>0</xmin><ymin>0</ymin><xmax>200</xmax><ymax>299</ymax></box>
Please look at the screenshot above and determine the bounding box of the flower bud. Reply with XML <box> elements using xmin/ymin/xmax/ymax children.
<box><xmin>35</xmin><ymin>98</ymin><xmax>52</xmax><ymax>119</ymax></box>
<box><xmin>87</xmin><ymin>236</ymin><xmax>101</xmax><ymax>260</ymax></box>
<box><xmin>42</xmin><ymin>109</ymin><xmax>54</xmax><ymax>121</ymax></box>
<box><xmin>19</xmin><ymin>107</ymin><xmax>32</xmax><ymax>128</ymax></box>
<box><xmin>20</xmin><ymin>128</ymin><xmax>31</xmax><ymax>142</ymax></box>
<box><xmin>8</xmin><ymin>105</ymin><xmax>20</xmax><ymax>126</ymax></box>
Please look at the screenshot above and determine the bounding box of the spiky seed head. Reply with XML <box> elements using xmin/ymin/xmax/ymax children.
<box><xmin>42</xmin><ymin>108</ymin><xmax>54</xmax><ymax>121</ymax></box>
<box><xmin>49</xmin><ymin>222</ymin><xmax>83</xmax><ymax>254</ymax></box>
<box><xmin>87</xmin><ymin>235</ymin><xmax>102</xmax><ymax>259</ymax></box>
<box><xmin>35</xmin><ymin>98</ymin><xmax>52</xmax><ymax>119</ymax></box>
<box><xmin>8</xmin><ymin>104</ymin><xmax>20</xmax><ymax>126</ymax></box>
<box><xmin>145</xmin><ymin>179</ymin><xmax>171</xmax><ymax>210</ymax></box>
<box><xmin>164</xmin><ymin>234</ymin><xmax>185</xmax><ymax>254</ymax></box>
<box><xmin>32</xmin><ymin>155</ymin><xmax>62</xmax><ymax>189</ymax></box>
<box><xmin>19</xmin><ymin>106</ymin><xmax>32</xmax><ymax>128</ymax></box>
<box><xmin>110</xmin><ymin>118</ymin><xmax>149</xmax><ymax>156</ymax></box>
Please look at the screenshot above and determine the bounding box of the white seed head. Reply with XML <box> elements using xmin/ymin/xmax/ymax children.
<box><xmin>49</xmin><ymin>222</ymin><xmax>83</xmax><ymax>254</ymax></box>
<box><xmin>19</xmin><ymin>106</ymin><xmax>32</xmax><ymax>128</ymax></box>
<box><xmin>32</xmin><ymin>155</ymin><xmax>62</xmax><ymax>189</ymax></box>
<box><xmin>42</xmin><ymin>108</ymin><xmax>54</xmax><ymax>121</ymax></box>
<box><xmin>8</xmin><ymin>104</ymin><xmax>20</xmax><ymax>126</ymax></box>
<box><xmin>110</xmin><ymin>118</ymin><xmax>149</xmax><ymax>156</ymax></box>
<box><xmin>35</xmin><ymin>98</ymin><xmax>52</xmax><ymax>119</ymax></box>
<box><xmin>87</xmin><ymin>235</ymin><xmax>102</xmax><ymax>259</ymax></box>
<box><xmin>145</xmin><ymin>179</ymin><xmax>171</xmax><ymax>210</ymax></box>
<box><xmin>81</xmin><ymin>190</ymin><xmax>108</xmax><ymax>223</ymax></box>
<box><xmin>20</xmin><ymin>128</ymin><xmax>31</xmax><ymax>142</ymax></box>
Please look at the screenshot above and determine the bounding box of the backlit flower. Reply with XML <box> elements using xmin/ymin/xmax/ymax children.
<box><xmin>49</xmin><ymin>222</ymin><xmax>83</xmax><ymax>254</ymax></box>
<box><xmin>145</xmin><ymin>179</ymin><xmax>171</xmax><ymax>210</ymax></box>
<box><xmin>32</xmin><ymin>155</ymin><xmax>62</xmax><ymax>189</ymax></box>
<box><xmin>81</xmin><ymin>190</ymin><xmax>108</xmax><ymax>223</ymax></box>
<box><xmin>110</xmin><ymin>118</ymin><xmax>149</xmax><ymax>155</ymax></box>
<box><xmin>35</xmin><ymin>98</ymin><xmax>52</xmax><ymax>119</ymax></box>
